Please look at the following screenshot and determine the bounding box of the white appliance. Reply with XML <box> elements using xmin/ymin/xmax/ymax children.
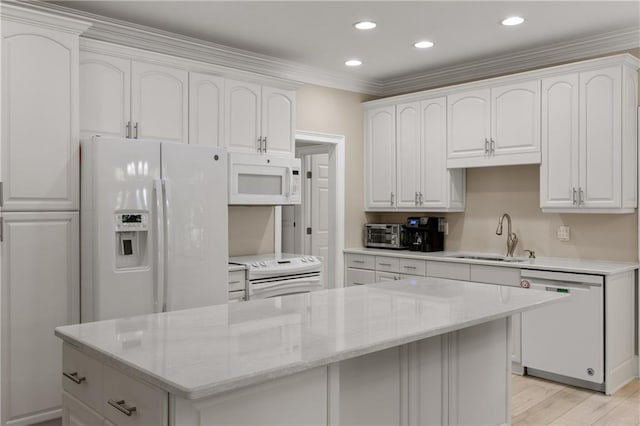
<box><xmin>520</xmin><ymin>269</ymin><xmax>604</xmax><ymax>388</ymax></box>
<box><xmin>81</xmin><ymin>136</ymin><xmax>229</xmax><ymax>321</ymax></box>
<box><xmin>229</xmin><ymin>254</ymin><xmax>323</xmax><ymax>299</ymax></box>
<box><xmin>228</xmin><ymin>152</ymin><xmax>302</xmax><ymax>205</ymax></box>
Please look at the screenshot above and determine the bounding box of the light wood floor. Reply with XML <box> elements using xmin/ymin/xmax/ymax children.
<box><xmin>512</xmin><ymin>374</ymin><xmax>640</xmax><ymax>425</ymax></box>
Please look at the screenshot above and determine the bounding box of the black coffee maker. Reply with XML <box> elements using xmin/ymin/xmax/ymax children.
<box><xmin>405</xmin><ymin>217</ymin><xmax>445</xmax><ymax>252</ymax></box>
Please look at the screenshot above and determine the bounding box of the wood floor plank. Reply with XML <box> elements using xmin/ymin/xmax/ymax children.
<box><xmin>512</xmin><ymin>379</ymin><xmax>565</xmax><ymax>417</ymax></box>
<box><xmin>512</xmin><ymin>385</ymin><xmax>594</xmax><ymax>425</ymax></box>
<box><xmin>550</xmin><ymin>380</ymin><xmax>640</xmax><ymax>425</ymax></box>
<box><xmin>591</xmin><ymin>389</ymin><xmax>640</xmax><ymax>426</ymax></box>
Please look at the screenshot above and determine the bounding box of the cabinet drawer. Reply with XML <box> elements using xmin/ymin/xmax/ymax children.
<box><xmin>346</xmin><ymin>268</ymin><xmax>376</xmax><ymax>287</ymax></box>
<box><xmin>470</xmin><ymin>265</ymin><xmax>521</xmax><ymax>287</ymax></box>
<box><xmin>375</xmin><ymin>256</ymin><xmax>400</xmax><ymax>273</ymax></box>
<box><xmin>63</xmin><ymin>391</ymin><xmax>103</xmax><ymax>426</ymax></box>
<box><xmin>103</xmin><ymin>364</ymin><xmax>168</xmax><ymax>426</ymax></box>
<box><xmin>63</xmin><ymin>343</ymin><xmax>104</xmax><ymax>414</ymax></box>
<box><xmin>399</xmin><ymin>258</ymin><xmax>426</xmax><ymax>276</ymax></box>
<box><xmin>426</xmin><ymin>261</ymin><xmax>470</xmax><ymax>281</ymax></box>
<box><xmin>228</xmin><ymin>270</ymin><xmax>246</xmax><ymax>292</ymax></box>
<box><xmin>346</xmin><ymin>253</ymin><xmax>375</xmax><ymax>270</ymax></box>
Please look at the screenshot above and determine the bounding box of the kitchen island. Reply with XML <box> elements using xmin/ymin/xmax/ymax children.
<box><xmin>55</xmin><ymin>278</ymin><xmax>564</xmax><ymax>426</ymax></box>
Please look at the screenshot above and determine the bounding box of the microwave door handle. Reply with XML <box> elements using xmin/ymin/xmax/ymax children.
<box><xmin>153</xmin><ymin>179</ymin><xmax>165</xmax><ymax>313</ymax></box>
<box><xmin>286</xmin><ymin>167</ymin><xmax>292</xmax><ymax>198</ymax></box>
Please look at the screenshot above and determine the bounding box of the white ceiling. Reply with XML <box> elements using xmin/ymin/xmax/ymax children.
<box><xmin>49</xmin><ymin>1</ymin><xmax>639</xmax><ymax>91</ymax></box>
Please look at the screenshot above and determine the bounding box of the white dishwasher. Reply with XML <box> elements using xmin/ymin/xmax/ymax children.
<box><xmin>520</xmin><ymin>269</ymin><xmax>604</xmax><ymax>386</ymax></box>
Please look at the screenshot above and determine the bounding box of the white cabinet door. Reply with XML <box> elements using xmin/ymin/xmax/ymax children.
<box><xmin>447</xmin><ymin>89</ymin><xmax>490</xmax><ymax>162</ymax></box>
<box><xmin>261</xmin><ymin>86</ymin><xmax>295</xmax><ymax>156</ymax></box>
<box><xmin>580</xmin><ymin>67</ymin><xmax>622</xmax><ymax>209</ymax></box>
<box><xmin>365</xmin><ymin>106</ymin><xmax>396</xmax><ymax>209</ymax></box>
<box><xmin>2</xmin><ymin>21</ymin><xmax>80</xmax><ymax>211</ymax></box>
<box><xmin>80</xmin><ymin>52</ymin><xmax>131</xmax><ymax>139</ymax></box>
<box><xmin>491</xmin><ymin>80</ymin><xmax>541</xmax><ymax>162</ymax></box>
<box><xmin>396</xmin><ymin>102</ymin><xmax>421</xmax><ymax>209</ymax></box>
<box><xmin>188</xmin><ymin>72</ymin><xmax>224</xmax><ymax>146</ymax></box>
<box><xmin>62</xmin><ymin>392</ymin><xmax>103</xmax><ymax>426</ymax></box>
<box><xmin>345</xmin><ymin>268</ymin><xmax>376</xmax><ymax>287</ymax></box>
<box><xmin>225</xmin><ymin>79</ymin><xmax>262</xmax><ymax>153</ymax></box>
<box><xmin>1</xmin><ymin>212</ymin><xmax>79</xmax><ymax>425</ymax></box>
<box><xmin>131</xmin><ymin>61</ymin><xmax>188</xmax><ymax>144</ymax></box>
<box><xmin>421</xmin><ymin>97</ymin><xmax>448</xmax><ymax>208</ymax></box>
<box><xmin>540</xmin><ymin>74</ymin><xmax>580</xmax><ymax>209</ymax></box>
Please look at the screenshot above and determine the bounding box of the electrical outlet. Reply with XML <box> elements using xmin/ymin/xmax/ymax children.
<box><xmin>557</xmin><ymin>225</ymin><xmax>570</xmax><ymax>242</ymax></box>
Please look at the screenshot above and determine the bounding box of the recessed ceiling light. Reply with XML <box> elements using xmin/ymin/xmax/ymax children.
<box><xmin>501</xmin><ymin>16</ymin><xmax>525</xmax><ymax>26</ymax></box>
<box><xmin>345</xmin><ymin>59</ymin><xmax>363</xmax><ymax>67</ymax></box>
<box><xmin>414</xmin><ymin>40</ymin><xmax>435</xmax><ymax>49</ymax></box>
<box><xmin>354</xmin><ymin>21</ymin><xmax>376</xmax><ymax>30</ymax></box>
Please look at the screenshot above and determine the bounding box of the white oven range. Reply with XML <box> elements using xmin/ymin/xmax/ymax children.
<box><xmin>229</xmin><ymin>253</ymin><xmax>323</xmax><ymax>300</ymax></box>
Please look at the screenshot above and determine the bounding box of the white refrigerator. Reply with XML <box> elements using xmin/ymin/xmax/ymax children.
<box><xmin>81</xmin><ymin>136</ymin><xmax>228</xmax><ymax>321</ymax></box>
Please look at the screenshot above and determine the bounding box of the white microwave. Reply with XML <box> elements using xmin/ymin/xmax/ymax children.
<box><xmin>228</xmin><ymin>153</ymin><xmax>302</xmax><ymax>205</ymax></box>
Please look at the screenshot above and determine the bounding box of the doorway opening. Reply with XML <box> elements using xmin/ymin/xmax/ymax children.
<box><xmin>275</xmin><ymin>130</ymin><xmax>345</xmax><ymax>289</ymax></box>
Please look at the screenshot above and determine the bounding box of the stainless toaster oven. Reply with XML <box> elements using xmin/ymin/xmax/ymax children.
<box><xmin>364</xmin><ymin>224</ymin><xmax>407</xmax><ymax>249</ymax></box>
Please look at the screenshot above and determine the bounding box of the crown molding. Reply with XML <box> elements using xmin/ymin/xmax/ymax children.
<box><xmin>381</xmin><ymin>27</ymin><xmax>640</xmax><ymax>96</ymax></box>
<box><xmin>0</xmin><ymin>2</ymin><xmax>91</xmax><ymax>34</ymax></box>
<box><xmin>6</xmin><ymin>1</ymin><xmax>639</xmax><ymax>98</ymax></box>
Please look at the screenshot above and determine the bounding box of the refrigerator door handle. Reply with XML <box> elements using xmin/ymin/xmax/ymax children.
<box><xmin>154</xmin><ymin>179</ymin><xmax>165</xmax><ymax>313</ymax></box>
<box><xmin>162</xmin><ymin>178</ymin><xmax>173</xmax><ymax>312</ymax></box>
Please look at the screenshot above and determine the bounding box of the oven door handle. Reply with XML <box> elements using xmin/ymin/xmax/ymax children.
<box><xmin>252</xmin><ymin>276</ymin><xmax>322</xmax><ymax>291</ymax></box>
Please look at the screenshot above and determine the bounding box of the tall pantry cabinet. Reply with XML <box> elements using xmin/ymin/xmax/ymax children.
<box><xmin>0</xmin><ymin>5</ymin><xmax>89</xmax><ymax>426</ymax></box>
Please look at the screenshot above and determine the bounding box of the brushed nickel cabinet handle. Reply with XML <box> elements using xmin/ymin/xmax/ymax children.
<box><xmin>572</xmin><ymin>188</ymin><xmax>577</xmax><ymax>205</ymax></box>
<box><xmin>263</xmin><ymin>136</ymin><xmax>268</xmax><ymax>152</ymax></box>
<box><xmin>419</xmin><ymin>192</ymin><xmax>423</xmax><ymax>204</ymax></box>
<box><xmin>484</xmin><ymin>138</ymin><xmax>489</xmax><ymax>154</ymax></box>
<box><xmin>63</xmin><ymin>371</ymin><xmax>86</xmax><ymax>384</ymax></box>
<box><xmin>490</xmin><ymin>138</ymin><xmax>495</xmax><ymax>154</ymax></box>
<box><xmin>108</xmin><ymin>399</ymin><xmax>137</xmax><ymax>417</ymax></box>
<box><xmin>133</xmin><ymin>122</ymin><xmax>139</xmax><ymax>139</ymax></box>
<box><xmin>378</xmin><ymin>262</ymin><xmax>392</xmax><ymax>266</ymax></box>
<box><xmin>579</xmin><ymin>188</ymin><xmax>584</xmax><ymax>206</ymax></box>
<box><xmin>257</xmin><ymin>137</ymin><xmax>263</xmax><ymax>153</ymax></box>
<box><xmin>403</xmin><ymin>265</ymin><xmax>417</xmax><ymax>269</ymax></box>
<box><xmin>352</xmin><ymin>260</ymin><xmax>365</xmax><ymax>264</ymax></box>
<box><xmin>125</xmin><ymin>121</ymin><xmax>132</xmax><ymax>138</ymax></box>
<box><xmin>390</xmin><ymin>192</ymin><xmax>395</xmax><ymax>206</ymax></box>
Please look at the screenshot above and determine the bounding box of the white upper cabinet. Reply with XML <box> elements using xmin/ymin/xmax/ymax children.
<box><xmin>261</xmin><ymin>86</ymin><xmax>296</xmax><ymax>155</ymax></box>
<box><xmin>131</xmin><ymin>62</ymin><xmax>188</xmax><ymax>144</ymax></box>
<box><xmin>365</xmin><ymin>106</ymin><xmax>396</xmax><ymax>209</ymax></box>
<box><xmin>225</xmin><ymin>79</ymin><xmax>296</xmax><ymax>156</ymax></box>
<box><xmin>2</xmin><ymin>19</ymin><xmax>86</xmax><ymax>211</ymax></box>
<box><xmin>447</xmin><ymin>81</ymin><xmax>541</xmax><ymax>168</ymax></box>
<box><xmin>80</xmin><ymin>52</ymin><xmax>130</xmax><ymax>139</ymax></box>
<box><xmin>541</xmin><ymin>62</ymin><xmax>637</xmax><ymax>213</ymax></box>
<box><xmin>80</xmin><ymin>52</ymin><xmax>188</xmax><ymax>143</ymax></box>
<box><xmin>365</xmin><ymin>98</ymin><xmax>465</xmax><ymax>212</ymax></box>
<box><xmin>189</xmin><ymin>72</ymin><xmax>224</xmax><ymax>146</ymax></box>
<box><xmin>421</xmin><ymin>97</ymin><xmax>465</xmax><ymax>211</ymax></box>
<box><xmin>396</xmin><ymin>102</ymin><xmax>421</xmax><ymax>209</ymax></box>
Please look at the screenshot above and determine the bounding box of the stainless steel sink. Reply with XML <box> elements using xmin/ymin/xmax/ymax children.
<box><xmin>447</xmin><ymin>254</ymin><xmax>526</xmax><ymax>263</ymax></box>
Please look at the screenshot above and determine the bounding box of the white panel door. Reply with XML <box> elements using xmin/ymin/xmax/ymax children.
<box><xmin>262</xmin><ymin>86</ymin><xmax>295</xmax><ymax>156</ymax></box>
<box><xmin>131</xmin><ymin>61</ymin><xmax>188</xmax><ymax>144</ymax></box>
<box><xmin>365</xmin><ymin>106</ymin><xmax>396</xmax><ymax>209</ymax></box>
<box><xmin>491</xmin><ymin>80</ymin><xmax>541</xmax><ymax>159</ymax></box>
<box><xmin>447</xmin><ymin>89</ymin><xmax>490</xmax><ymax>160</ymax></box>
<box><xmin>162</xmin><ymin>143</ymin><xmax>229</xmax><ymax>310</ymax></box>
<box><xmin>2</xmin><ymin>21</ymin><xmax>80</xmax><ymax>211</ymax></box>
<box><xmin>311</xmin><ymin>154</ymin><xmax>329</xmax><ymax>265</ymax></box>
<box><xmin>580</xmin><ymin>67</ymin><xmax>622</xmax><ymax>209</ymax></box>
<box><xmin>188</xmin><ymin>72</ymin><xmax>224</xmax><ymax>146</ymax></box>
<box><xmin>540</xmin><ymin>74</ymin><xmax>580</xmax><ymax>209</ymax></box>
<box><xmin>396</xmin><ymin>102</ymin><xmax>421</xmax><ymax>209</ymax></box>
<box><xmin>80</xmin><ymin>52</ymin><xmax>131</xmax><ymax>139</ymax></box>
<box><xmin>421</xmin><ymin>97</ymin><xmax>447</xmax><ymax>208</ymax></box>
<box><xmin>225</xmin><ymin>79</ymin><xmax>262</xmax><ymax>153</ymax></box>
<box><xmin>1</xmin><ymin>212</ymin><xmax>79</xmax><ymax>424</ymax></box>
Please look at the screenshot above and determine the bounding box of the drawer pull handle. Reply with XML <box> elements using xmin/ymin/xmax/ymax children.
<box><xmin>352</xmin><ymin>260</ymin><xmax>365</xmax><ymax>264</ymax></box>
<box><xmin>229</xmin><ymin>281</ymin><xmax>241</xmax><ymax>285</ymax></box>
<box><xmin>403</xmin><ymin>266</ymin><xmax>417</xmax><ymax>269</ymax></box>
<box><xmin>378</xmin><ymin>263</ymin><xmax>392</xmax><ymax>266</ymax></box>
<box><xmin>63</xmin><ymin>371</ymin><xmax>86</xmax><ymax>384</ymax></box>
<box><xmin>108</xmin><ymin>399</ymin><xmax>137</xmax><ymax>416</ymax></box>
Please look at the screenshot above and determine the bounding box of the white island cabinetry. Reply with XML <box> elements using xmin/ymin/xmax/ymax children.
<box><xmin>57</xmin><ymin>280</ymin><xmax>564</xmax><ymax>426</ymax></box>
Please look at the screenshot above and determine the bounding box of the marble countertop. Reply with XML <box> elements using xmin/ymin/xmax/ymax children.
<box><xmin>344</xmin><ymin>248</ymin><xmax>639</xmax><ymax>275</ymax></box>
<box><xmin>227</xmin><ymin>263</ymin><xmax>247</xmax><ymax>272</ymax></box>
<box><xmin>55</xmin><ymin>278</ymin><xmax>564</xmax><ymax>401</ymax></box>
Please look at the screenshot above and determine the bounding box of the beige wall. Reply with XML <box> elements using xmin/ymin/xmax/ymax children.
<box><xmin>372</xmin><ymin>165</ymin><xmax>638</xmax><ymax>262</ymax></box>
<box><xmin>228</xmin><ymin>84</ymin><xmax>374</xmax><ymax>255</ymax></box>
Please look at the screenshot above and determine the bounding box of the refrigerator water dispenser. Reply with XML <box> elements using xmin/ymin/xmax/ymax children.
<box><xmin>114</xmin><ymin>212</ymin><xmax>149</xmax><ymax>269</ymax></box>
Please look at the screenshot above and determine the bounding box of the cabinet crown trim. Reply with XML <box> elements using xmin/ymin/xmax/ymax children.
<box><xmin>1</xmin><ymin>3</ymin><xmax>91</xmax><ymax>34</ymax></box>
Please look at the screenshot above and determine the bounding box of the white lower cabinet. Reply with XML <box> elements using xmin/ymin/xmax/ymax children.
<box><xmin>345</xmin><ymin>268</ymin><xmax>375</xmax><ymax>287</ymax></box>
<box><xmin>1</xmin><ymin>212</ymin><xmax>79</xmax><ymax>426</ymax></box>
<box><xmin>62</xmin><ymin>392</ymin><xmax>103</xmax><ymax>426</ymax></box>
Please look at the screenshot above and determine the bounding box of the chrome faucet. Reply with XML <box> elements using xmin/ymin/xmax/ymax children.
<box><xmin>496</xmin><ymin>213</ymin><xmax>518</xmax><ymax>257</ymax></box>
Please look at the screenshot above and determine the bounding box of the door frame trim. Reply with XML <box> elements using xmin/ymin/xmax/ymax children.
<box><xmin>274</xmin><ymin>130</ymin><xmax>345</xmax><ymax>289</ymax></box>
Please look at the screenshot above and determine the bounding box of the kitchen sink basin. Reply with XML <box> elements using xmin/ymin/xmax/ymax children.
<box><xmin>446</xmin><ymin>254</ymin><xmax>527</xmax><ymax>263</ymax></box>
